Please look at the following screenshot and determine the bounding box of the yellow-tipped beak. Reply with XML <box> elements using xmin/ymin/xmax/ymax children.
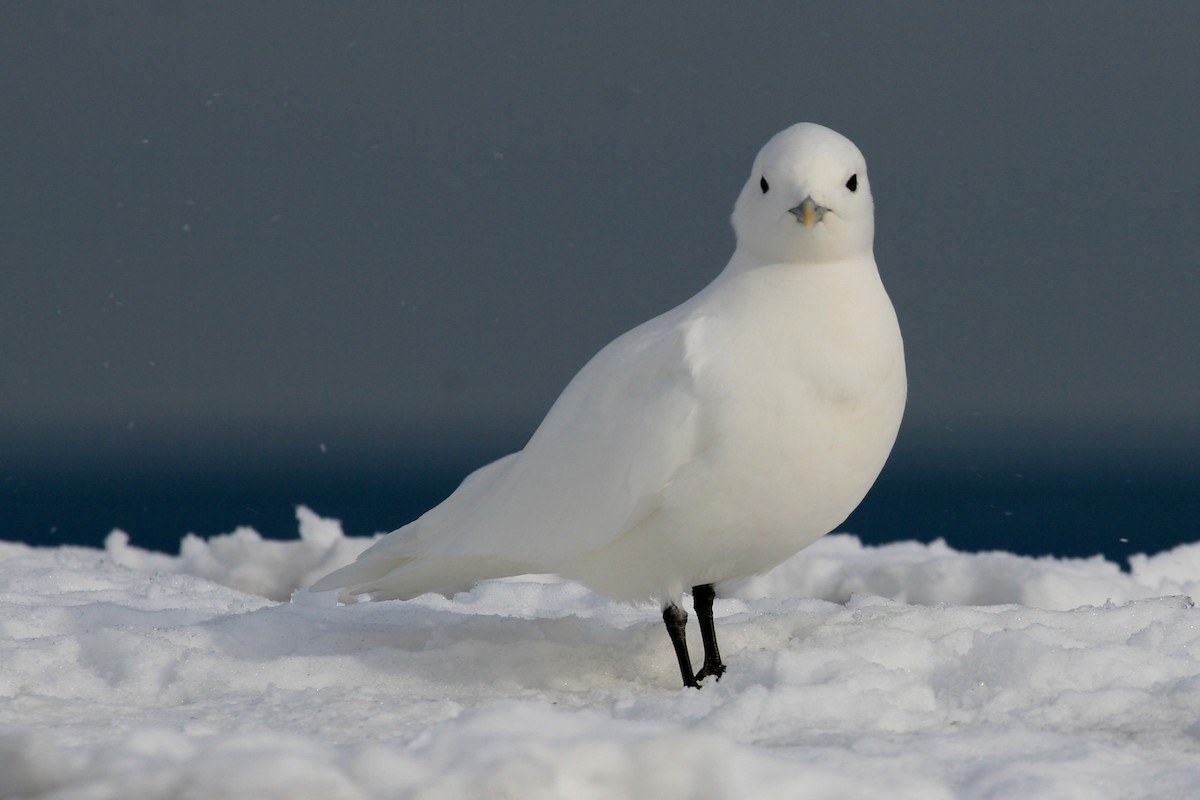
<box><xmin>788</xmin><ymin>197</ymin><xmax>827</xmax><ymax>228</ymax></box>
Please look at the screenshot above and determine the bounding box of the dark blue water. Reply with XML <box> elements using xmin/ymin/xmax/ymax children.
<box><xmin>4</xmin><ymin>443</ymin><xmax>1196</xmax><ymax>566</ymax></box>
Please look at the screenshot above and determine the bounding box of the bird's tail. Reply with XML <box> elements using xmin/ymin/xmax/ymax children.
<box><xmin>309</xmin><ymin>552</ymin><xmax>535</xmax><ymax>603</ymax></box>
<box><xmin>309</xmin><ymin>555</ymin><xmax>414</xmax><ymax>601</ymax></box>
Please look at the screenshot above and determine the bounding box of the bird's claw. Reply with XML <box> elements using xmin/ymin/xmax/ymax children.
<box><xmin>694</xmin><ymin>661</ymin><xmax>727</xmax><ymax>683</ymax></box>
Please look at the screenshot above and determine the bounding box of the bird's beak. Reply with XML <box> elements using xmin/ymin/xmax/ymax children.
<box><xmin>788</xmin><ymin>197</ymin><xmax>826</xmax><ymax>228</ymax></box>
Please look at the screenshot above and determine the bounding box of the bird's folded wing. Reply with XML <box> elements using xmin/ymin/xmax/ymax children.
<box><xmin>369</xmin><ymin>315</ymin><xmax>705</xmax><ymax>568</ymax></box>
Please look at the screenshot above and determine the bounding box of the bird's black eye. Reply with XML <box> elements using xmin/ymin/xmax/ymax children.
<box><xmin>759</xmin><ymin>176</ymin><xmax>769</xmax><ymax>194</ymax></box>
<box><xmin>846</xmin><ymin>174</ymin><xmax>858</xmax><ymax>192</ymax></box>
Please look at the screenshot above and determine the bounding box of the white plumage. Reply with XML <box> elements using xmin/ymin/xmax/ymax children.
<box><xmin>312</xmin><ymin>122</ymin><xmax>906</xmax><ymax>686</ymax></box>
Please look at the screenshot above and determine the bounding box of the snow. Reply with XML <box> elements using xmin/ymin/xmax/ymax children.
<box><xmin>3</xmin><ymin>507</ymin><xmax>1200</xmax><ymax>799</ymax></box>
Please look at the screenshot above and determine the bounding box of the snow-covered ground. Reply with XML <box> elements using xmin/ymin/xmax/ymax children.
<box><xmin>3</xmin><ymin>507</ymin><xmax>1200</xmax><ymax>799</ymax></box>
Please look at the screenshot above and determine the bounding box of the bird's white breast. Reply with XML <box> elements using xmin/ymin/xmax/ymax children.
<box><xmin>617</xmin><ymin>256</ymin><xmax>905</xmax><ymax>594</ymax></box>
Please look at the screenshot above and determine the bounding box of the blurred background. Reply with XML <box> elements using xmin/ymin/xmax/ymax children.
<box><xmin>3</xmin><ymin>2</ymin><xmax>1197</xmax><ymax>560</ymax></box>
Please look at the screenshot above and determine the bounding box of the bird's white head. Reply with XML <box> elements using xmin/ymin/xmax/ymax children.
<box><xmin>731</xmin><ymin>123</ymin><xmax>873</xmax><ymax>266</ymax></box>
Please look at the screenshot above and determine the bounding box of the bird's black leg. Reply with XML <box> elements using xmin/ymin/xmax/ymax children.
<box><xmin>692</xmin><ymin>583</ymin><xmax>727</xmax><ymax>682</ymax></box>
<box><xmin>662</xmin><ymin>603</ymin><xmax>699</xmax><ymax>688</ymax></box>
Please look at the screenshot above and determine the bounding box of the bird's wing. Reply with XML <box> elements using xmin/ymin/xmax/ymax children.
<box><xmin>365</xmin><ymin>309</ymin><xmax>707</xmax><ymax>568</ymax></box>
<box><xmin>306</xmin><ymin>451</ymin><xmax>525</xmax><ymax>597</ymax></box>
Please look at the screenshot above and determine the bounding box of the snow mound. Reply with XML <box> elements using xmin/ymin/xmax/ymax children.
<box><xmin>99</xmin><ymin>506</ymin><xmax>1200</xmax><ymax>612</ymax></box>
<box><xmin>2</xmin><ymin>509</ymin><xmax>1200</xmax><ymax>798</ymax></box>
<box><xmin>104</xmin><ymin>506</ymin><xmax>376</xmax><ymax>602</ymax></box>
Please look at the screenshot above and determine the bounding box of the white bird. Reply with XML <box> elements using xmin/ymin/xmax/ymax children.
<box><xmin>311</xmin><ymin>122</ymin><xmax>906</xmax><ymax>687</ymax></box>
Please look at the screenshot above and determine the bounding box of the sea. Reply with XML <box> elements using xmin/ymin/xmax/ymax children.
<box><xmin>4</xmin><ymin>431</ymin><xmax>1196</xmax><ymax>567</ymax></box>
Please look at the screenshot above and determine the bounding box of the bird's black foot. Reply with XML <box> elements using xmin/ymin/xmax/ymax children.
<box><xmin>694</xmin><ymin>659</ymin><xmax>727</xmax><ymax>683</ymax></box>
<box><xmin>662</xmin><ymin>603</ymin><xmax>700</xmax><ymax>688</ymax></box>
<box><xmin>692</xmin><ymin>583</ymin><xmax>727</xmax><ymax>683</ymax></box>
<box><xmin>662</xmin><ymin>585</ymin><xmax>731</xmax><ymax>688</ymax></box>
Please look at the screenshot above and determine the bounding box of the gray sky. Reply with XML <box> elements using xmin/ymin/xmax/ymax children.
<box><xmin>3</xmin><ymin>2</ymin><xmax>1198</xmax><ymax>476</ymax></box>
